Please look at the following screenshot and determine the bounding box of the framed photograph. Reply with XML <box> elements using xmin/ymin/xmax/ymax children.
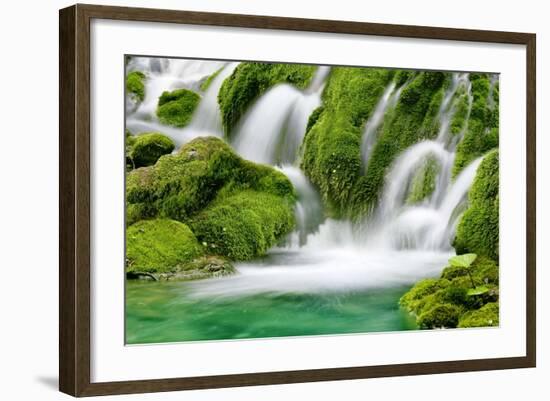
<box><xmin>59</xmin><ymin>4</ymin><xmax>536</xmax><ymax>397</ymax></box>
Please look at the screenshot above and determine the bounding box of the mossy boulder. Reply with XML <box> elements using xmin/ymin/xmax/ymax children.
<box><xmin>401</xmin><ymin>255</ymin><xmax>499</xmax><ymax>329</ymax></box>
<box><xmin>301</xmin><ymin>67</ymin><xmax>395</xmax><ymax>217</ymax></box>
<box><xmin>417</xmin><ymin>303</ymin><xmax>461</xmax><ymax>329</ymax></box>
<box><xmin>453</xmin><ymin>74</ymin><xmax>499</xmax><ymax>176</ymax></box>
<box><xmin>190</xmin><ymin>191</ymin><xmax>295</xmax><ymax>260</ymax></box>
<box><xmin>454</xmin><ymin>150</ymin><xmax>499</xmax><ymax>260</ymax></box>
<box><xmin>126</xmin><ymin>136</ymin><xmax>296</xmax><ymax>260</ymax></box>
<box><xmin>126</xmin><ymin>132</ymin><xmax>175</xmax><ymax>169</ymax></box>
<box><xmin>156</xmin><ymin>88</ymin><xmax>201</xmax><ymax>127</ymax></box>
<box><xmin>458</xmin><ymin>302</ymin><xmax>499</xmax><ymax>328</ymax></box>
<box><xmin>218</xmin><ymin>62</ymin><xmax>317</xmax><ymax>135</ymax></box>
<box><xmin>126</xmin><ymin>219</ymin><xmax>203</xmax><ymax>274</ymax></box>
<box><xmin>126</xmin><ymin>71</ymin><xmax>146</xmax><ymax>101</ymax></box>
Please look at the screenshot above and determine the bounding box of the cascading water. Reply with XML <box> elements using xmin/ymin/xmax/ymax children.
<box><xmin>361</xmin><ymin>80</ymin><xmax>406</xmax><ymax>169</ymax></box>
<box><xmin>232</xmin><ymin>66</ymin><xmax>330</xmax><ymax>165</ymax></box>
<box><xmin>189</xmin><ymin>72</ymin><xmax>482</xmax><ymax>298</ymax></box>
<box><xmin>126</xmin><ymin>58</ymin><xmax>239</xmax><ymax>146</ymax></box>
<box><xmin>360</xmin><ymin>72</ymin><xmax>478</xmax><ymax>253</ymax></box>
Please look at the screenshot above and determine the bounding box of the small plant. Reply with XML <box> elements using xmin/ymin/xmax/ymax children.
<box><xmin>448</xmin><ymin>253</ymin><xmax>488</xmax><ymax>296</ymax></box>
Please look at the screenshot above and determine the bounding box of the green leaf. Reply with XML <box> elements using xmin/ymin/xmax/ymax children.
<box><xmin>467</xmin><ymin>286</ymin><xmax>489</xmax><ymax>296</ymax></box>
<box><xmin>449</xmin><ymin>253</ymin><xmax>477</xmax><ymax>268</ymax></box>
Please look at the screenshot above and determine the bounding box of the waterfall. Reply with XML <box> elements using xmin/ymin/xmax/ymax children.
<box><xmin>277</xmin><ymin>165</ymin><xmax>324</xmax><ymax>246</ymax></box>
<box><xmin>232</xmin><ymin>66</ymin><xmax>330</xmax><ymax>165</ymax></box>
<box><xmin>125</xmin><ymin>59</ymin><xmax>492</xmax><ymax>297</ymax></box>
<box><xmin>125</xmin><ymin>58</ymin><xmax>238</xmax><ymax>146</ymax></box>
<box><xmin>361</xmin><ymin>72</ymin><xmax>480</xmax><ymax>251</ymax></box>
<box><xmin>361</xmin><ymin>80</ymin><xmax>405</xmax><ymax>169</ymax></box>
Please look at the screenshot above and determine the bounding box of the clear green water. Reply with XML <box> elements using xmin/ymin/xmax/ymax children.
<box><xmin>125</xmin><ymin>281</ymin><xmax>417</xmax><ymax>344</ymax></box>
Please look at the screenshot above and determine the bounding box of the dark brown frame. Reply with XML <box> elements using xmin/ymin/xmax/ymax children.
<box><xmin>59</xmin><ymin>3</ymin><xmax>536</xmax><ymax>397</ymax></box>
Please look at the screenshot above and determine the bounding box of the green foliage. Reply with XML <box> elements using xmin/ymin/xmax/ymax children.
<box><xmin>156</xmin><ymin>88</ymin><xmax>201</xmax><ymax>127</ymax></box>
<box><xmin>200</xmin><ymin>67</ymin><xmax>223</xmax><ymax>91</ymax></box>
<box><xmin>126</xmin><ymin>71</ymin><xmax>146</xmax><ymax>101</ymax></box>
<box><xmin>458</xmin><ymin>302</ymin><xmax>499</xmax><ymax>328</ymax></box>
<box><xmin>453</xmin><ymin>74</ymin><xmax>499</xmax><ymax>176</ymax></box>
<box><xmin>218</xmin><ymin>62</ymin><xmax>317</xmax><ymax>135</ymax></box>
<box><xmin>301</xmin><ymin>67</ymin><xmax>395</xmax><ymax>217</ymax></box>
<box><xmin>454</xmin><ymin>150</ymin><xmax>499</xmax><ymax>260</ymax></box>
<box><xmin>191</xmin><ymin>191</ymin><xmax>295</xmax><ymax>260</ymax></box>
<box><xmin>449</xmin><ymin>253</ymin><xmax>477</xmax><ymax>268</ymax></box>
<box><xmin>126</xmin><ymin>132</ymin><xmax>175</xmax><ymax>169</ymax></box>
<box><xmin>406</xmin><ymin>156</ymin><xmax>440</xmax><ymax>204</ymax></box>
<box><xmin>401</xmin><ymin>256</ymin><xmax>499</xmax><ymax>329</ymax></box>
<box><xmin>126</xmin><ymin>136</ymin><xmax>296</xmax><ymax>260</ymax></box>
<box><xmin>126</xmin><ymin>219</ymin><xmax>203</xmax><ymax>273</ymax></box>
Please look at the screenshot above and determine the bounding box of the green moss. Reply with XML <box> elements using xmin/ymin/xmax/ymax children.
<box><xmin>126</xmin><ymin>219</ymin><xmax>203</xmax><ymax>273</ymax></box>
<box><xmin>156</xmin><ymin>88</ymin><xmax>201</xmax><ymax>127</ymax></box>
<box><xmin>190</xmin><ymin>191</ymin><xmax>295</xmax><ymax>260</ymax></box>
<box><xmin>301</xmin><ymin>67</ymin><xmax>395</xmax><ymax>217</ymax></box>
<box><xmin>401</xmin><ymin>254</ymin><xmax>499</xmax><ymax>329</ymax></box>
<box><xmin>406</xmin><ymin>156</ymin><xmax>440</xmax><ymax>204</ymax></box>
<box><xmin>126</xmin><ymin>137</ymin><xmax>296</xmax><ymax>260</ymax></box>
<box><xmin>458</xmin><ymin>302</ymin><xmax>499</xmax><ymax>328</ymax></box>
<box><xmin>200</xmin><ymin>67</ymin><xmax>223</xmax><ymax>91</ymax></box>
<box><xmin>218</xmin><ymin>62</ymin><xmax>317</xmax><ymax>135</ymax></box>
<box><xmin>453</xmin><ymin>74</ymin><xmax>498</xmax><ymax>176</ymax></box>
<box><xmin>454</xmin><ymin>150</ymin><xmax>499</xmax><ymax>260</ymax></box>
<box><xmin>127</xmin><ymin>132</ymin><xmax>175</xmax><ymax>169</ymax></box>
<box><xmin>417</xmin><ymin>303</ymin><xmax>461</xmax><ymax>329</ymax></box>
<box><xmin>126</xmin><ymin>71</ymin><xmax>146</xmax><ymax>101</ymax></box>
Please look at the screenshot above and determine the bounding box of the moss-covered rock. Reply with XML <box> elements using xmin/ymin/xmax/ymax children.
<box><xmin>406</xmin><ymin>156</ymin><xmax>440</xmax><ymax>204</ymax></box>
<box><xmin>454</xmin><ymin>150</ymin><xmax>499</xmax><ymax>260</ymax></box>
<box><xmin>417</xmin><ymin>303</ymin><xmax>461</xmax><ymax>329</ymax></box>
<box><xmin>126</xmin><ymin>71</ymin><xmax>146</xmax><ymax>102</ymax></box>
<box><xmin>300</xmin><ymin>67</ymin><xmax>395</xmax><ymax>217</ymax></box>
<box><xmin>218</xmin><ymin>62</ymin><xmax>317</xmax><ymax>135</ymax></box>
<box><xmin>126</xmin><ymin>136</ymin><xmax>296</xmax><ymax>260</ymax></box>
<box><xmin>126</xmin><ymin>132</ymin><xmax>175</xmax><ymax>169</ymax></box>
<box><xmin>191</xmin><ymin>191</ymin><xmax>295</xmax><ymax>260</ymax></box>
<box><xmin>453</xmin><ymin>74</ymin><xmax>499</xmax><ymax>176</ymax></box>
<box><xmin>401</xmin><ymin>255</ymin><xmax>499</xmax><ymax>329</ymax></box>
<box><xmin>156</xmin><ymin>88</ymin><xmax>201</xmax><ymax>127</ymax></box>
<box><xmin>126</xmin><ymin>219</ymin><xmax>203</xmax><ymax>274</ymax></box>
<box><xmin>458</xmin><ymin>302</ymin><xmax>499</xmax><ymax>328</ymax></box>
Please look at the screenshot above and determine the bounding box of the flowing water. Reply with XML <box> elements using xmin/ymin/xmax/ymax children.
<box><xmin>126</xmin><ymin>64</ymin><xmax>486</xmax><ymax>343</ymax></box>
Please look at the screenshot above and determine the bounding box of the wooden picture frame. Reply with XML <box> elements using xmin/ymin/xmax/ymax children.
<box><xmin>59</xmin><ymin>3</ymin><xmax>536</xmax><ymax>397</ymax></box>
